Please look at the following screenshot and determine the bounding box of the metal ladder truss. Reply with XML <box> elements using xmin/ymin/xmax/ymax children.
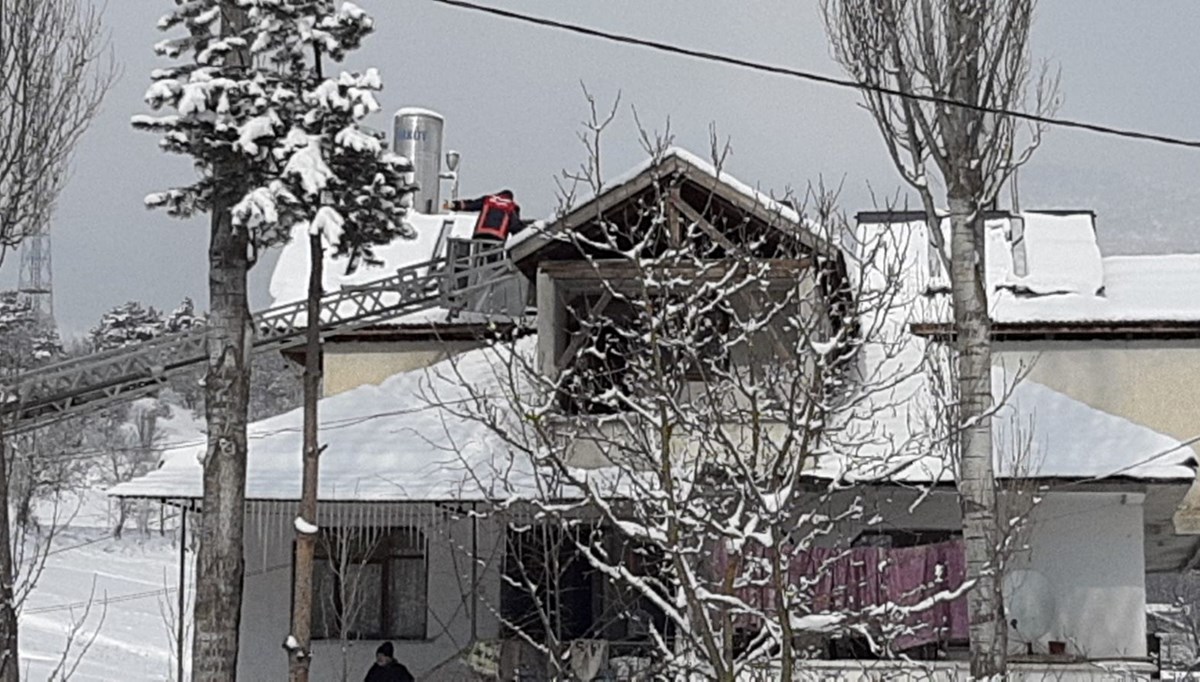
<box><xmin>0</xmin><ymin>241</ymin><xmax>520</xmax><ymax>433</ymax></box>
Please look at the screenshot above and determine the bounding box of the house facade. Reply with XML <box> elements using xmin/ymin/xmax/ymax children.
<box><xmin>860</xmin><ymin>209</ymin><xmax>1200</xmax><ymax>557</ymax></box>
<box><xmin>239</xmin><ymin>502</ymin><xmax>506</xmax><ymax>680</ymax></box>
<box><xmin>111</xmin><ymin>150</ymin><xmax>1200</xmax><ymax>680</ymax></box>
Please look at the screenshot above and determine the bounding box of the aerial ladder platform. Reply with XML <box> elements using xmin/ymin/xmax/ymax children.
<box><xmin>0</xmin><ymin>239</ymin><xmax>524</xmax><ymax>434</ymax></box>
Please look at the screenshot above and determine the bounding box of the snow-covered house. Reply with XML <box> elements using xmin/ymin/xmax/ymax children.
<box><xmin>268</xmin><ymin>210</ymin><xmax>527</xmax><ymax>397</ymax></box>
<box><xmin>112</xmin><ymin>207</ymin><xmax>536</xmax><ymax>679</ymax></box>
<box><xmin>508</xmin><ymin>151</ymin><xmax>1199</xmax><ymax>677</ymax></box>
<box><xmin>112</xmin><ymin>345</ymin><xmax>530</xmax><ymax>679</ymax></box>
<box><xmin>860</xmin><ymin>209</ymin><xmax>1200</xmax><ymax>542</ymax></box>
<box><xmin>110</xmin><ymin>149</ymin><xmax>1200</xmax><ymax>679</ymax></box>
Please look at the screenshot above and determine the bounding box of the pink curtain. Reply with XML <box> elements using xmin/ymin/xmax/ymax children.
<box><xmin>712</xmin><ymin>540</ymin><xmax>968</xmax><ymax>652</ymax></box>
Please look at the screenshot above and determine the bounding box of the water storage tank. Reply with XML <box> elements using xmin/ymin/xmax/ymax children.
<box><xmin>393</xmin><ymin>107</ymin><xmax>444</xmax><ymax>214</ymax></box>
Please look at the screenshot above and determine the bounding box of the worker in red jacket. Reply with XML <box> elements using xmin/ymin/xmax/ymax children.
<box><xmin>444</xmin><ymin>189</ymin><xmax>524</xmax><ymax>242</ymax></box>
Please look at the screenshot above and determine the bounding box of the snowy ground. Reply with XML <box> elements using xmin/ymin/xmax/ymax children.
<box><xmin>18</xmin><ymin>492</ymin><xmax>190</xmax><ymax>681</ymax></box>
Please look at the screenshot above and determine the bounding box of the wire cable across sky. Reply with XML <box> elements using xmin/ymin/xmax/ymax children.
<box><xmin>428</xmin><ymin>0</ymin><xmax>1200</xmax><ymax>151</ymax></box>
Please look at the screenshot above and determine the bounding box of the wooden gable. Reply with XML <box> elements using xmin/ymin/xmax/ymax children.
<box><xmin>510</xmin><ymin>152</ymin><xmax>839</xmax><ymax>272</ymax></box>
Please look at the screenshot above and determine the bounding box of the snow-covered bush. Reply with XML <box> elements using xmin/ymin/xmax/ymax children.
<box><xmin>88</xmin><ymin>301</ymin><xmax>167</xmax><ymax>352</ymax></box>
<box><xmin>87</xmin><ymin>298</ymin><xmax>205</xmax><ymax>352</ymax></box>
<box><xmin>166</xmin><ymin>297</ymin><xmax>203</xmax><ymax>334</ymax></box>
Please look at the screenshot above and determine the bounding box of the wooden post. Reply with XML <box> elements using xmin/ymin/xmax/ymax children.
<box><xmin>287</xmin><ymin>237</ymin><xmax>325</xmax><ymax>682</ymax></box>
<box><xmin>288</xmin><ymin>48</ymin><xmax>327</xmax><ymax>670</ymax></box>
<box><xmin>178</xmin><ymin>508</ymin><xmax>187</xmax><ymax>682</ymax></box>
<box><xmin>470</xmin><ymin>503</ymin><xmax>479</xmax><ymax>642</ymax></box>
<box><xmin>0</xmin><ymin>420</ymin><xmax>18</xmax><ymax>682</ymax></box>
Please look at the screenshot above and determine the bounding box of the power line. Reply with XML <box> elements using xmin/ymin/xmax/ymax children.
<box><xmin>19</xmin><ymin>392</ymin><xmax>491</xmax><ymax>467</ymax></box>
<box><xmin>427</xmin><ymin>0</ymin><xmax>1200</xmax><ymax>151</ymax></box>
<box><xmin>45</xmin><ymin>534</ymin><xmax>114</xmax><ymax>557</ymax></box>
<box><xmin>1083</xmin><ymin>433</ymin><xmax>1200</xmax><ymax>484</ymax></box>
<box><xmin>25</xmin><ymin>586</ymin><xmax>175</xmax><ymax>615</ymax></box>
<box><xmin>25</xmin><ymin>382</ymin><xmax>1193</xmax><ymax>490</ymax></box>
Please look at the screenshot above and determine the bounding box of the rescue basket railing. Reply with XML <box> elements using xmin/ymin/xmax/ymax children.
<box><xmin>0</xmin><ymin>241</ymin><xmax>521</xmax><ymax>433</ymax></box>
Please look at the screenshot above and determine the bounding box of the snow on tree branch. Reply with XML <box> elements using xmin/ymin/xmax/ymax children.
<box><xmin>420</xmin><ymin>122</ymin><xmax>956</xmax><ymax>679</ymax></box>
<box><xmin>136</xmin><ymin>0</ymin><xmax>416</xmax><ymax>264</ymax></box>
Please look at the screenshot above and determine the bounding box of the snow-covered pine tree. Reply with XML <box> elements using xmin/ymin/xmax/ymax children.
<box><xmin>134</xmin><ymin>2</ymin><xmax>414</xmax><ymax>678</ymax></box>
<box><xmin>0</xmin><ymin>292</ymin><xmax>61</xmax><ymax>374</ymax></box>
<box><xmin>166</xmin><ymin>297</ymin><xmax>204</xmax><ymax>334</ymax></box>
<box><xmin>88</xmin><ymin>298</ymin><xmax>203</xmax><ymax>351</ymax></box>
<box><xmin>87</xmin><ymin>301</ymin><xmax>166</xmax><ymax>352</ymax></box>
<box><xmin>135</xmin><ymin>4</ymin><xmax>282</xmax><ymax>677</ymax></box>
<box><xmin>231</xmin><ymin>1</ymin><xmax>416</xmax><ymax>261</ymax></box>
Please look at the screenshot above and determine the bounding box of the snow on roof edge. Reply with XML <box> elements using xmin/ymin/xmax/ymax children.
<box><xmin>511</xmin><ymin>147</ymin><xmax>826</xmax><ymax>256</ymax></box>
<box><xmin>109</xmin><ymin>342</ymin><xmax>1194</xmax><ymax>505</ymax></box>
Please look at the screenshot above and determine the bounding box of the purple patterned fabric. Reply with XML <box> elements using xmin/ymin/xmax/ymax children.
<box><xmin>712</xmin><ymin>540</ymin><xmax>969</xmax><ymax>652</ymax></box>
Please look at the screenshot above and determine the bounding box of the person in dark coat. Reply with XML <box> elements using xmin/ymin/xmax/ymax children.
<box><xmin>443</xmin><ymin>189</ymin><xmax>528</xmax><ymax>241</ymax></box>
<box><xmin>364</xmin><ymin>642</ymin><xmax>414</xmax><ymax>682</ymax></box>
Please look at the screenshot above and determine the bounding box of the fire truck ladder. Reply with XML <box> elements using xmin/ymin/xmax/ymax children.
<box><xmin>0</xmin><ymin>240</ymin><xmax>521</xmax><ymax>434</ymax></box>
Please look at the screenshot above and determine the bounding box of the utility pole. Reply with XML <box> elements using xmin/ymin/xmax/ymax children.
<box><xmin>0</xmin><ymin>422</ymin><xmax>17</xmax><ymax>682</ymax></box>
<box><xmin>287</xmin><ymin>45</ymin><xmax>326</xmax><ymax>682</ymax></box>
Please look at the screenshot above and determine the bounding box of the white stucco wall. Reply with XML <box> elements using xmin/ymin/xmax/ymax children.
<box><xmin>1013</xmin><ymin>492</ymin><xmax>1147</xmax><ymax>658</ymax></box>
<box><xmin>323</xmin><ymin>340</ymin><xmax>484</xmax><ymax>397</ymax></box>
<box><xmin>997</xmin><ymin>341</ymin><xmax>1200</xmax><ymax>458</ymax></box>
<box><xmin>237</xmin><ymin>505</ymin><xmax>503</xmax><ymax>681</ymax></box>
<box><xmin>839</xmin><ymin>489</ymin><xmax>1147</xmax><ymax>659</ymax></box>
<box><xmin>996</xmin><ymin>341</ymin><xmax>1200</xmax><ymax>532</ymax></box>
<box><xmin>231</xmin><ymin>490</ymin><xmax>1145</xmax><ymax>678</ymax></box>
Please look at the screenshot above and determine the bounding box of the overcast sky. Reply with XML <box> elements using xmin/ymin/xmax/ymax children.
<box><xmin>21</xmin><ymin>1</ymin><xmax>1200</xmax><ymax>335</ymax></box>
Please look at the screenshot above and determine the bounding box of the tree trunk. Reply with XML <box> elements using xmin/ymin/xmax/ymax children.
<box><xmin>948</xmin><ymin>193</ymin><xmax>1005</xmax><ymax>678</ymax></box>
<box><xmin>191</xmin><ymin>8</ymin><xmax>252</xmax><ymax>678</ymax></box>
<box><xmin>192</xmin><ymin>205</ymin><xmax>252</xmax><ymax>680</ymax></box>
<box><xmin>944</xmin><ymin>5</ymin><xmax>1006</xmax><ymax>674</ymax></box>
<box><xmin>114</xmin><ymin>501</ymin><xmax>126</xmax><ymax>539</ymax></box>
<box><xmin>0</xmin><ymin>426</ymin><xmax>19</xmax><ymax>682</ymax></box>
<box><xmin>288</xmin><ymin>232</ymin><xmax>323</xmax><ymax>681</ymax></box>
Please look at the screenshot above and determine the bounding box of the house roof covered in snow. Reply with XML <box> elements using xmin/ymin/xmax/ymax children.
<box><xmin>109</xmin><ymin>337</ymin><xmax>1193</xmax><ymax>504</ymax></box>
<box><xmin>508</xmin><ymin>147</ymin><xmax>836</xmax><ymax>266</ymax></box>
<box><xmin>109</xmin><ymin>341</ymin><xmax>544</xmax><ymax>503</ymax></box>
<box><xmin>989</xmin><ymin>253</ymin><xmax>1200</xmax><ymax>329</ymax></box>
<box><xmin>826</xmin><ymin>367</ymin><xmax>1194</xmax><ymax>485</ymax></box>
<box><xmin>857</xmin><ymin>210</ymin><xmax>1200</xmax><ymax>334</ymax></box>
<box><xmin>268</xmin><ymin>211</ymin><xmax>505</xmax><ymax>332</ymax></box>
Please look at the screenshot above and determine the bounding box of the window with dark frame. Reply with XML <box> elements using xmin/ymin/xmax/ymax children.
<box><xmin>556</xmin><ymin>281</ymin><xmax>829</xmax><ymax>416</ymax></box>
<box><xmin>499</xmin><ymin>523</ymin><xmax>670</xmax><ymax>651</ymax></box>
<box><xmin>558</xmin><ymin>290</ymin><xmax>737</xmax><ymax>414</ymax></box>
<box><xmin>309</xmin><ymin>526</ymin><xmax>427</xmax><ymax>641</ymax></box>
